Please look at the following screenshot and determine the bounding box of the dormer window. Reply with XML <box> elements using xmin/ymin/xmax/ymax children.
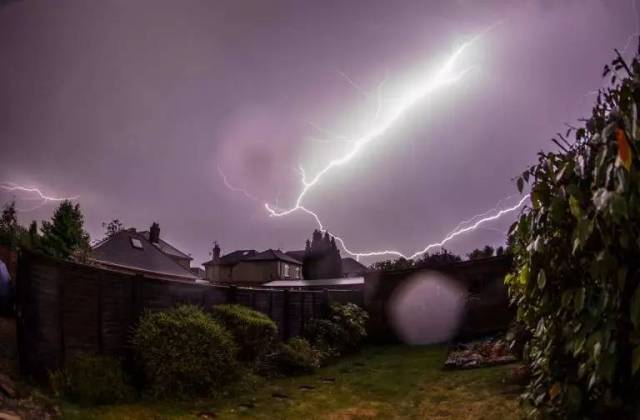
<box><xmin>130</xmin><ymin>238</ymin><xmax>143</xmax><ymax>249</ymax></box>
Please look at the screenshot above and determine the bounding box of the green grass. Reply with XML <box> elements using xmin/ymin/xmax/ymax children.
<box><xmin>61</xmin><ymin>345</ymin><xmax>523</xmax><ymax>420</ymax></box>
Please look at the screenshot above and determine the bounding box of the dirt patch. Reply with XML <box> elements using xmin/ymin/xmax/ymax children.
<box><xmin>326</xmin><ymin>403</ymin><xmax>380</xmax><ymax>420</ymax></box>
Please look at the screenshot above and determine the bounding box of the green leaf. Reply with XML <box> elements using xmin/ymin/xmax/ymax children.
<box><xmin>517</xmin><ymin>177</ymin><xmax>524</xmax><ymax>193</ymax></box>
<box><xmin>569</xmin><ymin>196</ymin><xmax>582</xmax><ymax>219</ymax></box>
<box><xmin>519</xmin><ymin>264</ymin><xmax>530</xmax><ymax>285</ymax></box>
<box><xmin>537</xmin><ymin>270</ymin><xmax>547</xmax><ymax>289</ymax></box>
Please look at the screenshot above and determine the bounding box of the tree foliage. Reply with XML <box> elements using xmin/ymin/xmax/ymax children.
<box><xmin>467</xmin><ymin>245</ymin><xmax>495</xmax><ymax>260</ymax></box>
<box><xmin>102</xmin><ymin>219</ymin><xmax>124</xmax><ymax>238</ymax></box>
<box><xmin>506</xmin><ymin>48</ymin><xmax>640</xmax><ymax>418</ymax></box>
<box><xmin>303</xmin><ymin>230</ymin><xmax>343</xmax><ymax>279</ymax></box>
<box><xmin>369</xmin><ymin>248</ymin><xmax>461</xmax><ymax>271</ymax></box>
<box><xmin>39</xmin><ymin>200</ymin><xmax>90</xmax><ymax>260</ymax></box>
<box><xmin>0</xmin><ymin>201</ymin><xmax>39</xmax><ymax>251</ymax></box>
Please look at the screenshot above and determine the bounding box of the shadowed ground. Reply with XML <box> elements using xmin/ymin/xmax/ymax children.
<box><xmin>62</xmin><ymin>345</ymin><xmax>523</xmax><ymax>420</ymax></box>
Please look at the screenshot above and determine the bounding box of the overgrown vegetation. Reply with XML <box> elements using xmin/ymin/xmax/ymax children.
<box><xmin>506</xmin><ymin>47</ymin><xmax>640</xmax><ymax>417</ymax></box>
<box><xmin>212</xmin><ymin>304</ymin><xmax>278</xmax><ymax>363</ymax></box>
<box><xmin>48</xmin><ymin>353</ymin><xmax>135</xmax><ymax>405</ymax></box>
<box><xmin>369</xmin><ymin>248</ymin><xmax>462</xmax><ymax>271</ymax></box>
<box><xmin>305</xmin><ymin>302</ymin><xmax>368</xmax><ymax>359</ymax></box>
<box><xmin>259</xmin><ymin>337</ymin><xmax>322</xmax><ymax>376</ymax></box>
<box><xmin>132</xmin><ymin>305</ymin><xmax>238</xmax><ymax>398</ymax></box>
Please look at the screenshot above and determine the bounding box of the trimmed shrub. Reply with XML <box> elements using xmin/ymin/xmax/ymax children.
<box><xmin>305</xmin><ymin>303</ymin><xmax>368</xmax><ymax>358</ymax></box>
<box><xmin>259</xmin><ymin>338</ymin><xmax>321</xmax><ymax>376</ymax></box>
<box><xmin>49</xmin><ymin>353</ymin><xmax>135</xmax><ymax>405</ymax></box>
<box><xmin>211</xmin><ymin>304</ymin><xmax>278</xmax><ymax>363</ymax></box>
<box><xmin>132</xmin><ymin>304</ymin><xmax>237</xmax><ymax>398</ymax></box>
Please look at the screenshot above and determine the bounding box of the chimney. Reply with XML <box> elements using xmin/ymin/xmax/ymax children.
<box><xmin>149</xmin><ymin>222</ymin><xmax>160</xmax><ymax>244</ymax></box>
<box><xmin>212</xmin><ymin>241</ymin><xmax>221</xmax><ymax>263</ymax></box>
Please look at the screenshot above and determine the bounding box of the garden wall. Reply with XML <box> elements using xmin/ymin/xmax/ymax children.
<box><xmin>15</xmin><ymin>252</ymin><xmax>328</xmax><ymax>379</ymax></box>
<box><xmin>364</xmin><ymin>255</ymin><xmax>514</xmax><ymax>342</ymax></box>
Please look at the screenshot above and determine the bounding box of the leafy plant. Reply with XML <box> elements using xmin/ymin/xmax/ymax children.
<box><xmin>49</xmin><ymin>353</ymin><xmax>135</xmax><ymax>405</ymax></box>
<box><xmin>132</xmin><ymin>304</ymin><xmax>237</xmax><ymax>398</ymax></box>
<box><xmin>259</xmin><ymin>337</ymin><xmax>321</xmax><ymax>376</ymax></box>
<box><xmin>305</xmin><ymin>303</ymin><xmax>368</xmax><ymax>358</ymax></box>
<box><xmin>506</xmin><ymin>47</ymin><xmax>640</xmax><ymax>418</ymax></box>
<box><xmin>211</xmin><ymin>304</ymin><xmax>278</xmax><ymax>363</ymax></box>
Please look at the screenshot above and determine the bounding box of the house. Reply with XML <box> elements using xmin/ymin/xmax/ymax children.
<box><xmin>91</xmin><ymin>226</ymin><xmax>197</xmax><ymax>282</ymax></box>
<box><xmin>139</xmin><ymin>222</ymin><xmax>193</xmax><ymax>270</ymax></box>
<box><xmin>203</xmin><ymin>243</ymin><xmax>303</xmax><ymax>284</ymax></box>
<box><xmin>285</xmin><ymin>250</ymin><xmax>369</xmax><ymax>278</ymax></box>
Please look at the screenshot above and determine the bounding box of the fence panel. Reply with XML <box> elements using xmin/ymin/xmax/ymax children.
<box><xmin>16</xmin><ymin>252</ymin><xmax>331</xmax><ymax>378</ymax></box>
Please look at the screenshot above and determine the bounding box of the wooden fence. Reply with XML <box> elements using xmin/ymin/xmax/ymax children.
<box><xmin>16</xmin><ymin>252</ymin><xmax>328</xmax><ymax>379</ymax></box>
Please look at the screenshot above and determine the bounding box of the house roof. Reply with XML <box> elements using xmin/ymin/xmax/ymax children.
<box><xmin>342</xmin><ymin>257</ymin><xmax>369</xmax><ymax>274</ymax></box>
<box><xmin>138</xmin><ymin>231</ymin><xmax>193</xmax><ymax>260</ymax></box>
<box><xmin>245</xmin><ymin>249</ymin><xmax>302</xmax><ymax>265</ymax></box>
<box><xmin>285</xmin><ymin>250</ymin><xmax>305</xmax><ymax>261</ymax></box>
<box><xmin>202</xmin><ymin>249</ymin><xmax>258</xmax><ymax>266</ymax></box>
<box><xmin>91</xmin><ymin>230</ymin><xmax>197</xmax><ymax>280</ymax></box>
<box><xmin>204</xmin><ymin>249</ymin><xmax>302</xmax><ymax>266</ymax></box>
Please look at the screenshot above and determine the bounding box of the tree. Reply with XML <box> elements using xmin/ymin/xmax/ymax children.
<box><xmin>39</xmin><ymin>200</ymin><xmax>90</xmax><ymax>260</ymax></box>
<box><xmin>303</xmin><ymin>229</ymin><xmax>342</xmax><ymax>279</ymax></box>
<box><xmin>102</xmin><ymin>219</ymin><xmax>124</xmax><ymax>238</ymax></box>
<box><xmin>369</xmin><ymin>257</ymin><xmax>414</xmax><ymax>272</ymax></box>
<box><xmin>369</xmin><ymin>248</ymin><xmax>462</xmax><ymax>272</ymax></box>
<box><xmin>466</xmin><ymin>245</ymin><xmax>495</xmax><ymax>260</ymax></box>
<box><xmin>0</xmin><ymin>201</ymin><xmax>18</xmax><ymax>249</ymax></box>
<box><xmin>506</xmin><ymin>47</ymin><xmax>640</xmax><ymax>417</ymax></box>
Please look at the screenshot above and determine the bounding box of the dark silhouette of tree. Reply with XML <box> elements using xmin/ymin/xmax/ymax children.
<box><xmin>370</xmin><ymin>248</ymin><xmax>462</xmax><ymax>271</ymax></box>
<box><xmin>102</xmin><ymin>219</ymin><xmax>124</xmax><ymax>238</ymax></box>
<box><xmin>303</xmin><ymin>229</ymin><xmax>342</xmax><ymax>279</ymax></box>
<box><xmin>0</xmin><ymin>201</ymin><xmax>41</xmax><ymax>251</ymax></box>
<box><xmin>39</xmin><ymin>200</ymin><xmax>90</xmax><ymax>260</ymax></box>
<box><xmin>466</xmin><ymin>245</ymin><xmax>495</xmax><ymax>260</ymax></box>
<box><xmin>0</xmin><ymin>201</ymin><xmax>18</xmax><ymax>249</ymax></box>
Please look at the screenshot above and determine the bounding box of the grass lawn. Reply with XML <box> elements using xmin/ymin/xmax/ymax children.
<box><xmin>61</xmin><ymin>345</ymin><xmax>523</xmax><ymax>420</ymax></box>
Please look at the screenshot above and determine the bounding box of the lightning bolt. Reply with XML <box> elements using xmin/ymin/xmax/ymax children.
<box><xmin>217</xmin><ymin>165</ymin><xmax>261</xmax><ymax>202</ymax></box>
<box><xmin>0</xmin><ymin>181</ymin><xmax>78</xmax><ymax>211</ymax></box>
<box><xmin>221</xmin><ymin>25</ymin><xmax>528</xmax><ymax>261</ymax></box>
<box><xmin>265</xmin><ymin>36</ymin><xmax>478</xmax><ymax>219</ymax></box>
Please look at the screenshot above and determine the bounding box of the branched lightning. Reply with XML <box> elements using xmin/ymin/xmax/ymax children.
<box><xmin>0</xmin><ymin>181</ymin><xmax>78</xmax><ymax>211</ymax></box>
<box><xmin>220</xmin><ymin>24</ymin><xmax>529</xmax><ymax>261</ymax></box>
<box><xmin>217</xmin><ymin>165</ymin><xmax>261</xmax><ymax>202</ymax></box>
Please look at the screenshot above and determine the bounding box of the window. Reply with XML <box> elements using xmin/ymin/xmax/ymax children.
<box><xmin>130</xmin><ymin>238</ymin><xmax>143</xmax><ymax>249</ymax></box>
<box><xmin>294</xmin><ymin>266</ymin><xmax>301</xmax><ymax>279</ymax></box>
<box><xmin>283</xmin><ymin>263</ymin><xmax>290</xmax><ymax>278</ymax></box>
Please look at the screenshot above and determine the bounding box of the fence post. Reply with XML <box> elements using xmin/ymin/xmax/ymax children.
<box><xmin>282</xmin><ymin>289</ymin><xmax>290</xmax><ymax>339</ymax></box>
<box><xmin>227</xmin><ymin>285</ymin><xmax>237</xmax><ymax>304</ymax></box>
<box><xmin>97</xmin><ymin>274</ymin><xmax>103</xmax><ymax>353</ymax></box>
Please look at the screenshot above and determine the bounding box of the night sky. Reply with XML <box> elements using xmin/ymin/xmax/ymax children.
<box><xmin>0</xmin><ymin>0</ymin><xmax>636</xmax><ymax>266</ymax></box>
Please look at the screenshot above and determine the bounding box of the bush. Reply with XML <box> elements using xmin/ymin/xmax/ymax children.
<box><xmin>305</xmin><ymin>303</ymin><xmax>368</xmax><ymax>357</ymax></box>
<box><xmin>259</xmin><ymin>338</ymin><xmax>321</xmax><ymax>376</ymax></box>
<box><xmin>132</xmin><ymin>304</ymin><xmax>237</xmax><ymax>398</ymax></box>
<box><xmin>211</xmin><ymin>304</ymin><xmax>278</xmax><ymax>363</ymax></box>
<box><xmin>49</xmin><ymin>353</ymin><xmax>135</xmax><ymax>405</ymax></box>
<box><xmin>506</xmin><ymin>48</ymin><xmax>640</xmax><ymax>418</ymax></box>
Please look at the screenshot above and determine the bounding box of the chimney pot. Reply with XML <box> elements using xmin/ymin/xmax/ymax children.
<box><xmin>149</xmin><ymin>222</ymin><xmax>160</xmax><ymax>243</ymax></box>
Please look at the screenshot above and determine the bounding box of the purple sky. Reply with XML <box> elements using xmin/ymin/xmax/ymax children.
<box><xmin>0</xmin><ymin>0</ymin><xmax>636</xmax><ymax>266</ymax></box>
